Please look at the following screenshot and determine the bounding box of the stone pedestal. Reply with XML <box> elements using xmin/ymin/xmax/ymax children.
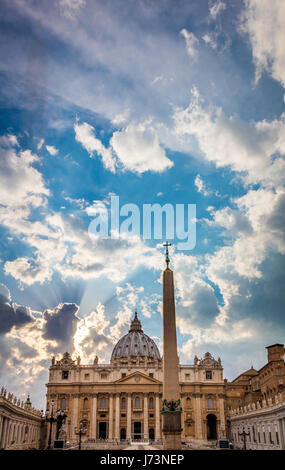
<box><xmin>162</xmin><ymin>412</ymin><xmax>182</xmax><ymax>450</ymax></box>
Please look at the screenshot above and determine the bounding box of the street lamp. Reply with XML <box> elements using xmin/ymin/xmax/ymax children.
<box><xmin>45</xmin><ymin>400</ymin><xmax>56</xmax><ymax>450</ymax></box>
<box><xmin>238</xmin><ymin>427</ymin><xmax>250</xmax><ymax>450</ymax></box>
<box><xmin>74</xmin><ymin>421</ymin><xmax>87</xmax><ymax>450</ymax></box>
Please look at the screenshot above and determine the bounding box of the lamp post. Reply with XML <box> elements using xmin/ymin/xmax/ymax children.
<box><xmin>238</xmin><ymin>427</ymin><xmax>250</xmax><ymax>450</ymax></box>
<box><xmin>45</xmin><ymin>400</ymin><xmax>56</xmax><ymax>450</ymax></box>
<box><xmin>74</xmin><ymin>421</ymin><xmax>87</xmax><ymax>450</ymax></box>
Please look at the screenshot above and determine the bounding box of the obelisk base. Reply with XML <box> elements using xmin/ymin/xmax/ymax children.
<box><xmin>162</xmin><ymin>412</ymin><xmax>182</xmax><ymax>450</ymax></box>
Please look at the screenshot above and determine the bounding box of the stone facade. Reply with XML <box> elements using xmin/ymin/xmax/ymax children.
<box><xmin>0</xmin><ymin>388</ymin><xmax>43</xmax><ymax>449</ymax></box>
<box><xmin>229</xmin><ymin>392</ymin><xmax>285</xmax><ymax>450</ymax></box>
<box><xmin>45</xmin><ymin>314</ymin><xmax>226</xmax><ymax>447</ymax></box>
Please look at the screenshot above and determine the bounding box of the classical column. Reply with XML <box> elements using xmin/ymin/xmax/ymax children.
<box><xmin>108</xmin><ymin>393</ymin><xmax>114</xmax><ymax>441</ymax></box>
<box><xmin>114</xmin><ymin>394</ymin><xmax>120</xmax><ymax>441</ymax></box>
<box><xmin>193</xmin><ymin>393</ymin><xmax>203</xmax><ymax>439</ymax></box>
<box><xmin>155</xmin><ymin>394</ymin><xmax>161</xmax><ymax>440</ymax></box>
<box><xmin>71</xmin><ymin>394</ymin><xmax>79</xmax><ymax>439</ymax></box>
<box><xmin>144</xmin><ymin>394</ymin><xmax>148</xmax><ymax>440</ymax></box>
<box><xmin>90</xmin><ymin>394</ymin><xmax>97</xmax><ymax>439</ymax></box>
<box><xmin>161</xmin><ymin>244</ymin><xmax>182</xmax><ymax>450</ymax></box>
<box><xmin>218</xmin><ymin>394</ymin><xmax>225</xmax><ymax>438</ymax></box>
<box><xmin>127</xmin><ymin>394</ymin><xmax>132</xmax><ymax>441</ymax></box>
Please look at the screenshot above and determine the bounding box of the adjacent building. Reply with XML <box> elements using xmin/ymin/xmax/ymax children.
<box><xmin>0</xmin><ymin>388</ymin><xmax>43</xmax><ymax>450</ymax></box>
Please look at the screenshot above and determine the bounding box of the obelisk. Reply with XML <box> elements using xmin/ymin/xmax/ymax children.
<box><xmin>161</xmin><ymin>242</ymin><xmax>182</xmax><ymax>450</ymax></box>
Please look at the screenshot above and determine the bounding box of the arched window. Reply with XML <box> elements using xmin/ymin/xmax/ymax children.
<box><xmin>121</xmin><ymin>397</ymin><xmax>126</xmax><ymax>409</ymax></box>
<box><xmin>100</xmin><ymin>397</ymin><xmax>107</xmax><ymax>409</ymax></box>
<box><xmin>134</xmin><ymin>396</ymin><xmax>140</xmax><ymax>408</ymax></box>
<box><xmin>83</xmin><ymin>397</ymin><xmax>88</xmax><ymax>409</ymax></box>
<box><xmin>61</xmin><ymin>397</ymin><xmax>66</xmax><ymax>409</ymax></box>
<box><xmin>149</xmin><ymin>397</ymin><xmax>154</xmax><ymax>409</ymax></box>
<box><xmin>186</xmin><ymin>397</ymin><xmax>191</xmax><ymax>408</ymax></box>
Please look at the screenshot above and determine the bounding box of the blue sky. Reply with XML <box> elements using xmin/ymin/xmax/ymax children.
<box><xmin>0</xmin><ymin>0</ymin><xmax>285</xmax><ymax>408</ymax></box>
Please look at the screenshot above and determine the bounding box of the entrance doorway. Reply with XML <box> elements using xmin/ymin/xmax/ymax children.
<box><xmin>120</xmin><ymin>428</ymin><xmax>126</xmax><ymax>440</ymax></box>
<box><xmin>206</xmin><ymin>414</ymin><xmax>217</xmax><ymax>440</ymax></box>
<box><xmin>98</xmin><ymin>422</ymin><xmax>107</xmax><ymax>439</ymax></box>
<box><xmin>133</xmin><ymin>422</ymin><xmax>142</xmax><ymax>440</ymax></box>
<box><xmin>149</xmin><ymin>428</ymin><xmax>155</xmax><ymax>441</ymax></box>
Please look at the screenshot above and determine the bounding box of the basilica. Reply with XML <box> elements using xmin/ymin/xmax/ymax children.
<box><xmin>46</xmin><ymin>312</ymin><xmax>226</xmax><ymax>445</ymax></box>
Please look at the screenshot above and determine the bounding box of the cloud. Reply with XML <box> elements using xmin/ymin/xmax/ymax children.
<box><xmin>202</xmin><ymin>33</ymin><xmax>217</xmax><ymax>50</ymax></box>
<box><xmin>110</xmin><ymin>121</ymin><xmax>173</xmax><ymax>174</ymax></box>
<box><xmin>0</xmin><ymin>134</ymin><xmax>49</xmax><ymax>209</ymax></box>
<box><xmin>194</xmin><ymin>174</ymin><xmax>210</xmax><ymax>196</ymax></box>
<box><xmin>37</xmin><ymin>138</ymin><xmax>44</xmax><ymax>150</ymax></box>
<box><xmin>58</xmin><ymin>0</ymin><xmax>86</xmax><ymax>20</ymax></box>
<box><xmin>174</xmin><ymin>87</ymin><xmax>285</xmax><ymax>186</ymax></box>
<box><xmin>43</xmin><ymin>302</ymin><xmax>80</xmax><ymax>352</ymax></box>
<box><xmin>46</xmin><ymin>144</ymin><xmax>58</xmax><ymax>156</ymax></box>
<box><xmin>74</xmin><ymin>121</ymin><xmax>116</xmax><ymax>172</ymax></box>
<box><xmin>209</xmin><ymin>1</ymin><xmax>226</xmax><ymax>20</ymax></box>
<box><xmin>75</xmin><ymin>120</ymin><xmax>173</xmax><ymax>174</ymax></box>
<box><xmin>73</xmin><ymin>303</ymin><xmax>114</xmax><ymax>363</ymax></box>
<box><xmin>240</xmin><ymin>0</ymin><xmax>285</xmax><ymax>86</ymax></box>
<box><xmin>180</xmin><ymin>29</ymin><xmax>199</xmax><ymax>58</ymax></box>
<box><xmin>0</xmin><ymin>284</ymin><xmax>34</xmax><ymax>334</ymax></box>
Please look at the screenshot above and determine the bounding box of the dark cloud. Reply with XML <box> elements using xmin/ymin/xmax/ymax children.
<box><xmin>177</xmin><ymin>280</ymin><xmax>220</xmax><ymax>328</ymax></box>
<box><xmin>227</xmin><ymin>253</ymin><xmax>285</xmax><ymax>326</ymax></box>
<box><xmin>43</xmin><ymin>302</ymin><xmax>79</xmax><ymax>351</ymax></box>
<box><xmin>0</xmin><ymin>283</ymin><xmax>34</xmax><ymax>334</ymax></box>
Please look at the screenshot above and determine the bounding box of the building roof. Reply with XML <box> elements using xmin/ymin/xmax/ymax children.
<box><xmin>111</xmin><ymin>312</ymin><xmax>161</xmax><ymax>361</ymax></box>
<box><xmin>231</xmin><ymin>366</ymin><xmax>259</xmax><ymax>383</ymax></box>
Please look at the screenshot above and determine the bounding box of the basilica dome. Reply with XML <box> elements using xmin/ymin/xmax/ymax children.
<box><xmin>111</xmin><ymin>312</ymin><xmax>161</xmax><ymax>361</ymax></box>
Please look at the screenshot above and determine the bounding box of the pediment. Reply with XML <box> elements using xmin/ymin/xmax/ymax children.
<box><xmin>114</xmin><ymin>371</ymin><xmax>161</xmax><ymax>385</ymax></box>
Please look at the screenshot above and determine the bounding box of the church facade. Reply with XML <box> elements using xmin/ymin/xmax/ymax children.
<box><xmin>46</xmin><ymin>312</ymin><xmax>226</xmax><ymax>445</ymax></box>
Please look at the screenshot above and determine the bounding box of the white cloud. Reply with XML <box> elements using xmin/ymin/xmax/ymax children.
<box><xmin>58</xmin><ymin>0</ymin><xmax>86</xmax><ymax>19</ymax></box>
<box><xmin>46</xmin><ymin>144</ymin><xmax>58</xmax><ymax>156</ymax></box>
<box><xmin>209</xmin><ymin>1</ymin><xmax>226</xmax><ymax>20</ymax></box>
<box><xmin>240</xmin><ymin>0</ymin><xmax>285</xmax><ymax>86</ymax></box>
<box><xmin>0</xmin><ymin>135</ymin><xmax>49</xmax><ymax>209</ymax></box>
<box><xmin>202</xmin><ymin>33</ymin><xmax>217</xmax><ymax>50</ymax></box>
<box><xmin>110</xmin><ymin>121</ymin><xmax>173</xmax><ymax>174</ymax></box>
<box><xmin>180</xmin><ymin>29</ymin><xmax>199</xmax><ymax>58</ymax></box>
<box><xmin>37</xmin><ymin>138</ymin><xmax>44</xmax><ymax>150</ymax></box>
<box><xmin>174</xmin><ymin>87</ymin><xmax>285</xmax><ymax>186</ymax></box>
<box><xmin>74</xmin><ymin>121</ymin><xmax>116</xmax><ymax>172</ymax></box>
<box><xmin>194</xmin><ymin>174</ymin><xmax>210</xmax><ymax>196</ymax></box>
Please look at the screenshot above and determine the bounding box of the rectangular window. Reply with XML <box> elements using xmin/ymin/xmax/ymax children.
<box><xmin>206</xmin><ymin>371</ymin><xmax>212</xmax><ymax>380</ymax></box>
<box><xmin>207</xmin><ymin>398</ymin><xmax>214</xmax><ymax>409</ymax></box>
<box><xmin>149</xmin><ymin>373</ymin><xmax>154</xmax><ymax>378</ymax></box>
<box><xmin>101</xmin><ymin>373</ymin><xmax>108</xmax><ymax>379</ymax></box>
<box><xmin>121</xmin><ymin>373</ymin><xmax>126</xmax><ymax>378</ymax></box>
<box><xmin>84</xmin><ymin>373</ymin><xmax>90</xmax><ymax>380</ymax></box>
<box><xmin>263</xmin><ymin>432</ymin><xmax>266</xmax><ymax>443</ymax></box>
<box><xmin>258</xmin><ymin>432</ymin><xmax>260</xmax><ymax>443</ymax></box>
<box><xmin>185</xmin><ymin>374</ymin><xmax>190</xmax><ymax>380</ymax></box>
<box><xmin>62</xmin><ymin>370</ymin><xmax>69</xmax><ymax>379</ymax></box>
<box><xmin>61</xmin><ymin>397</ymin><xmax>66</xmax><ymax>409</ymax></box>
<box><xmin>276</xmin><ymin>432</ymin><xmax>279</xmax><ymax>445</ymax></box>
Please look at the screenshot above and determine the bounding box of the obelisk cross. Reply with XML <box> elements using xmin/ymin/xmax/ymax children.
<box><xmin>163</xmin><ymin>241</ymin><xmax>172</xmax><ymax>269</ymax></box>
